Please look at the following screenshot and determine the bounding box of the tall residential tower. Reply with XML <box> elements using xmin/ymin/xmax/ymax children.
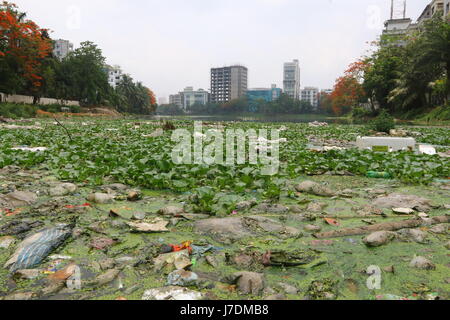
<box><xmin>283</xmin><ymin>60</ymin><xmax>301</xmax><ymax>100</ymax></box>
<box><xmin>210</xmin><ymin>65</ymin><xmax>248</xmax><ymax>103</ymax></box>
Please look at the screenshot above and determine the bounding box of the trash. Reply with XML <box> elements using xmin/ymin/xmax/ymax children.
<box><xmin>142</xmin><ymin>286</ymin><xmax>203</xmax><ymax>300</ymax></box>
<box><xmin>418</xmin><ymin>144</ymin><xmax>437</xmax><ymax>156</ymax></box>
<box><xmin>127</xmin><ymin>218</ymin><xmax>169</xmax><ymax>233</ymax></box>
<box><xmin>64</xmin><ymin>203</ymin><xmax>91</xmax><ymax>209</ymax></box>
<box><xmin>372</xmin><ymin>193</ymin><xmax>433</xmax><ymax>212</ymax></box>
<box><xmin>356</xmin><ymin>137</ymin><xmax>416</xmax><ymax>152</ymax></box>
<box><xmin>366</xmin><ymin>171</ymin><xmax>392</xmax><ymax>179</ymax></box>
<box><xmin>87</xmin><ymin>193</ymin><xmax>114</xmax><ymax>204</ymax></box>
<box><xmin>48</xmin><ymin>263</ymin><xmax>78</xmax><ymax>282</ymax></box>
<box><xmin>154</xmin><ymin>250</ymin><xmax>192</xmax><ymax>272</ymax></box>
<box><xmin>4</xmin><ymin>225</ymin><xmax>72</xmax><ymax>272</ymax></box>
<box><xmin>11</xmin><ymin>147</ymin><xmax>47</xmax><ymax>152</ymax></box>
<box><xmin>392</xmin><ymin>207</ymin><xmax>415</xmax><ymax>215</ymax></box>
<box><xmin>309</xmin><ymin>121</ymin><xmax>328</xmax><ymax>127</ymax></box>
<box><xmin>324</xmin><ymin>218</ymin><xmax>340</xmax><ymax>226</ymax></box>
<box><xmin>376</xmin><ymin>294</ymin><xmax>411</xmax><ymax>300</ymax></box>
<box><xmin>167</xmin><ymin>270</ymin><xmax>198</xmax><ymax>286</ymax></box>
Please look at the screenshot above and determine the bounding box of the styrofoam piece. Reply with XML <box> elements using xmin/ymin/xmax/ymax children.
<box><xmin>356</xmin><ymin>137</ymin><xmax>416</xmax><ymax>152</ymax></box>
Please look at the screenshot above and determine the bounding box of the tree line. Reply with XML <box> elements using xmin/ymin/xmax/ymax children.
<box><xmin>0</xmin><ymin>2</ymin><xmax>156</xmax><ymax>114</ymax></box>
<box><xmin>324</xmin><ymin>13</ymin><xmax>450</xmax><ymax>119</ymax></box>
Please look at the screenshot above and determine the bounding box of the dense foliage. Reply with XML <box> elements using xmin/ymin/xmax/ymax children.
<box><xmin>0</xmin><ymin>2</ymin><xmax>157</xmax><ymax>114</ymax></box>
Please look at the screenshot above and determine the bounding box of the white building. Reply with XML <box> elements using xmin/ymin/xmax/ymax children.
<box><xmin>53</xmin><ymin>39</ymin><xmax>73</xmax><ymax>60</ymax></box>
<box><xmin>283</xmin><ymin>60</ymin><xmax>301</xmax><ymax>100</ymax></box>
<box><xmin>106</xmin><ymin>65</ymin><xmax>124</xmax><ymax>88</ymax></box>
<box><xmin>169</xmin><ymin>94</ymin><xmax>183</xmax><ymax>109</ymax></box>
<box><xmin>301</xmin><ymin>87</ymin><xmax>319</xmax><ymax>109</ymax></box>
<box><xmin>182</xmin><ymin>87</ymin><xmax>209</xmax><ymax>109</ymax></box>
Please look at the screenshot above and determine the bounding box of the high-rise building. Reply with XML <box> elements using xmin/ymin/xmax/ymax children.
<box><xmin>53</xmin><ymin>39</ymin><xmax>73</xmax><ymax>60</ymax></box>
<box><xmin>283</xmin><ymin>60</ymin><xmax>301</xmax><ymax>100</ymax></box>
<box><xmin>106</xmin><ymin>65</ymin><xmax>124</xmax><ymax>88</ymax></box>
<box><xmin>301</xmin><ymin>87</ymin><xmax>319</xmax><ymax>109</ymax></box>
<box><xmin>169</xmin><ymin>93</ymin><xmax>184</xmax><ymax>109</ymax></box>
<box><xmin>210</xmin><ymin>65</ymin><xmax>248</xmax><ymax>103</ymax></box>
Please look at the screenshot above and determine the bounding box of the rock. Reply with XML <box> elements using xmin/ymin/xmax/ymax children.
<box><xmin>99</xmin><ymin>258</ymin><xmax>116</xmax><ymax>270</ymax></box>
<box><xmin>252</xmin><ymin>203</ymin><xmax>289</xmax><ymax>214</ymax></box>
<box><xmin>127</xmin><ymin>218</ymin><xmax>169</xmax><ymax>233</ymax></box>
<box><xmin>49</xmin><ymin>183</ymin><xmax>77</xmax><ymax>196</ymax></box>
<box><xmin>372</xmin><ymin>193</ymin><xmax>432</xmax><ymax>212</ymax></box>
<box><xmin>87</xmin><ymin>193</ymin><xmax>114</xmax><ymax>204</ymax></box>
<box><xmin>295</xmin><ymin>181</ymin><xmax>335</xmax><ymax>197</ymax></box>
<box><xmin>104</xmin><ymin>183</ymin><xmax>128</xmax><ymax>191</ymax></box>
<box><xmin>363</xmin><ymin>231</ymin><xmax>397</xmax><ymax>247</ymax></box>
<box><xmin>289</xmin><ymin>205</ymin><xmax>303</xmax><ymax>213</ymax></box>
<box><xmin>445</xmin><ymin>241</ymin><xmax>450</xmax><ymax>250</ymax></box>
<box><xmin>154</xmin><ymin>250</ymin><xmax>192</xmax><ymax>272</ymax></box>
<box><xmin>90</xmin><ymin>237</ymin><xmax>116</xmax><ymax>250</ymax></box>
<box><xmin>93</xmin><ymin>269</ymin><xmax>121</xmax><ymax>286</ymax></box>
<box><xmin>167</xmin><ymin>270</ymin><xmax>199</xmax><ymax>286</ymax></box>
<box><xmin>14</xmin><ymin>269</ymin><xmax>41</xmax><ymax>280</ymax></box>
<box><xmin>429</xmin><ymin>224</ymin><xmax>448</xmax><ymax>235</ymax></box>
<box><xmin>235</xmin><ymin>200</ymin><xmax>257</xmax><ymax>211</ymax></box>
<box><xmin>383</xmin><ymin>266</ymin><xmax>395</xmax><ymax>273</ymax></box>
<box><xmin>304</xmin><ymin>224</ymin><xmax>322</xmax><ymax>233</ymax></box>
<box><xmin>409</xmin><ymin>256</ymin><xmax>436</xmax><ymax>270</ymax></box>
<box><xmin>127</xmin><ymin>190</ymin><xmax>142</xmax><ymax>202</ymax></box>
<box><xmin>264</xmin><ymin>294</ymin><xmax>287</xmax><ymax>300</ymax></box>
<box><xmin>0</xmin><ymin>191</ymin><xmax>37</xmax><ymax>207</ymax></box>
<box><xmin>355</xmin><ymin>205</ymin><xmax>384</xmax><ymax>216</ymax></box>
<box><xmin>194</xmin><ymin>216</ymin><xmax>300</xmax><ymax>243</ymax></box>
<box><xmin>132</xmin><ymin>212</ymin><xmax>147</xmax><ymax>220</ymax></box>
<box><xmin>0</xmin><ymin>236</ymin><xmax>15</xmax><ymax>249</ymax></box>
<box><xmin>158</xmin><ymin>206</ymin><xmax>184</xmax><ymax>216</ymax></box>
<box><xmin>277</xmin><ymin>282</ymin><xmax>298</xmax><ymax>295</ymax></box>
<box><xmin>142</xmin><ymin>286</ymin><xmax>203</xmax><ymax>300</ymax></box>
<box><xmin>307</xmin><ymin>202</ymin><xmax>327</xmax><ymax>213</ymax></box>
<box><xmin>233</xmin><ymin>272</ymin><xmax>265</xmax><ymax>296</ymax></box>
<box><xmin>392</xmin><ymin>207</ymin><xmax>415</xmax><ymax>215</ymax></box>
<box><xmin>397</xmin><ymin>229</ymin><xmax>428</xmax><ymax>243</ymax></box>
<box><xmin>2</xmin><ymin>292</ymin><xmax>35</xmax><ymax>300</ymax></box>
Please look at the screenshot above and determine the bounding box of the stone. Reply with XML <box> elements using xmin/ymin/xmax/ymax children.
<box><xmin>307</xmin><ymin>202</ymin><xmax>327</xmax><ymax>213</ymax></box>
<box><xmin>93</xmin><ymin>269</ymin><xmax>121</xmax><ymax>286</ymax></box>
<box><xmin>304</xmin><ymin>224</ymin><xmax>322</xmax><ymax>233</ymax></box>
<box><xmin>154</xmin><ymin>250</ymin><xmax>192</xmax><ymax>272</ymax></box>
<box><xmin>409</xmin><ymin>256</ymin><xmax>436</xmax><ymax>270</ymax></box>
<box><xmin>167</xmin><ymin>270</ymin><xmax>199</xmax><ymax>286</ymax></box>
<box><xmin>235</xmin><ymin>200</ymin><xmax>257</xmax><ymax>211</ymax></box>
<box><xmin>104</xmin><ymin>183</ymin><xmax>128</xmax><ymax>191</ymax></box>
<box><xmin>277</xmin><ymin>282</ymin><xmax>298</xmax><ymax>295</ymax></box>
<box><xmin>429</xmin><ymin>224</ymin><xmax>448</xmax><ymax>235</ymax></box>
<box><xmin>127</xmin><ymin>218</ymin><xmax>169</xmax><ymax>233</ymax></box>
<box><xmin>14</xmin><ymin>269</ymin><xmax>41</xmax><ymax>280</ymax></box>
<box><xmin>0</xmin><ymin>236</ymin><xmax>15</xmax><ymax>249</ymax></box>
<box><xmin>132</xmin><ymin>212</ymin><xmax>147</xmax><ymax>220</ymax></box>
<box><xmin>264</xmin><ymin>294</ymin><xmax>287</xmax><ymax>300</ymax></box>
<box><xmin>127</xmin><ymin>190</ymin><xmax>142</xmax><ymax>202</ymax></box>
<box><xmin>397</xmin><ymin>229</ymin><xmax>428</xmax><ymax>243</ymax></box>
<box><xmin>49</xmin><ymin>183</ymin><xmax>77</xmax><ymax>196</ymax></box>
<box><xmin>363</xmin><ymin>231</ymin><xmax>397</xmax><ymax>247</ymax></box>
<box><xmin>194</xmin><ymin>216</ymin><xmax>300</xmax><ymax>243</ymax></box>
<box><xmin>1</xmin><ymin>191</ymin><xmax>37</xmax><ymax>207</ymax></box>
<box><xmin>158</xmin><ymin>206</ymin><xmax>184</xmax><ymax>216</ymax></box>
<box><xmin>90</xmin><ymin>237</ymin><xmax>116</xmax><ymax>250</ymax></box>
<box><xmin>356</xmin><ymin>205</ymin><xmax>384</xmax><ymax>216</ymax></box>
<box><xmin>2</xmin><ymin>292</ymin><xmax>35</xmax><ymax>300</ymax></box>
<box><xmin>295</xmin><ymin>181</ymin><xmax>335</xmax><ymax>197</ymax></box>
<box><xmin>142</xmin><ymin>286</ymin><xmax>203</xmax><ymax>300</ymax></box>
<box><xmin>99</xmin><ymin>258</ymin><xmax>116</xmax><ymax>270</ymax></box>
<box><xmin>372</xmin><ymin>193</ymin><xmax>432</xmax><ymax>212</ymax></box>
<box><xmin>87</xmin><ymin>193</ymin><xmax>114</xmax><ymax>204</ymax></box>
<box><xmin>233</xmin><ymin>272</ymin><xmax>265</xmax><ymax>296</ymax></box>
<box><xmin>445</xmin><ymin>241</ymin><xmax>450</xmax><ymax>250</ymax></box>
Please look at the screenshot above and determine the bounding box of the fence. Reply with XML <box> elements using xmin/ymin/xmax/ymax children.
<box><xmin>0</xmin><ymin>93</ymin><xmax>80</xmax><ymax>106</ymax></box>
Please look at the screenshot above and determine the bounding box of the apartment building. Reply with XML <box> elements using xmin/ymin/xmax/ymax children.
<box><xmin>210</xmin><ymin>65</ymin><xmax>248</xmax><ymax>103</ymax></box>
<box><xmin>283</xmin><ymin>60</ymin><xmax>301</xmax><ymax>100</ymax></box>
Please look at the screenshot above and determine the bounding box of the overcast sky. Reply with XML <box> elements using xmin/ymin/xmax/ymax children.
<box><xmin>14</xmin><ymin>0</ymin><xmax>428</xmax><ymax>100</ymax></box>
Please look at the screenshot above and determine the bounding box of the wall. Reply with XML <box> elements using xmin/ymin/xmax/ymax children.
<box><xmin>0</xmin><ymin>93</ymin><xmax>80</xmax><ymax>106</ymax></box>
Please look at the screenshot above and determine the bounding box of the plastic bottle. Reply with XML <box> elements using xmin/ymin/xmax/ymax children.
<box><xmin>366</xmin><ymin>171</ymin><xmax>392</xmax><ymax>179</ymax></box>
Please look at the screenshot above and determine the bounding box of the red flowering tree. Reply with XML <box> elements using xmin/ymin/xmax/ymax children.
<box><xmin>330</xmin><ymin>60</ymin><xmax>368</xmax><ymax>116</ymax></box>
<box><xmin>0</xmin><ymin>1</ymin><xmax>52</xmax><ymax>93</ymax></box>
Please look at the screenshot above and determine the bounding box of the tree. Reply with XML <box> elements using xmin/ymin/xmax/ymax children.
<box><xmin>0</xmin><ymin>1</ymin><xmax>52</xmax><ymax>94</ymax></box>
<box><xmin>331</xmin><ymin>60</ymin><xmax>368</xmax><ymax>116</ymax></box>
